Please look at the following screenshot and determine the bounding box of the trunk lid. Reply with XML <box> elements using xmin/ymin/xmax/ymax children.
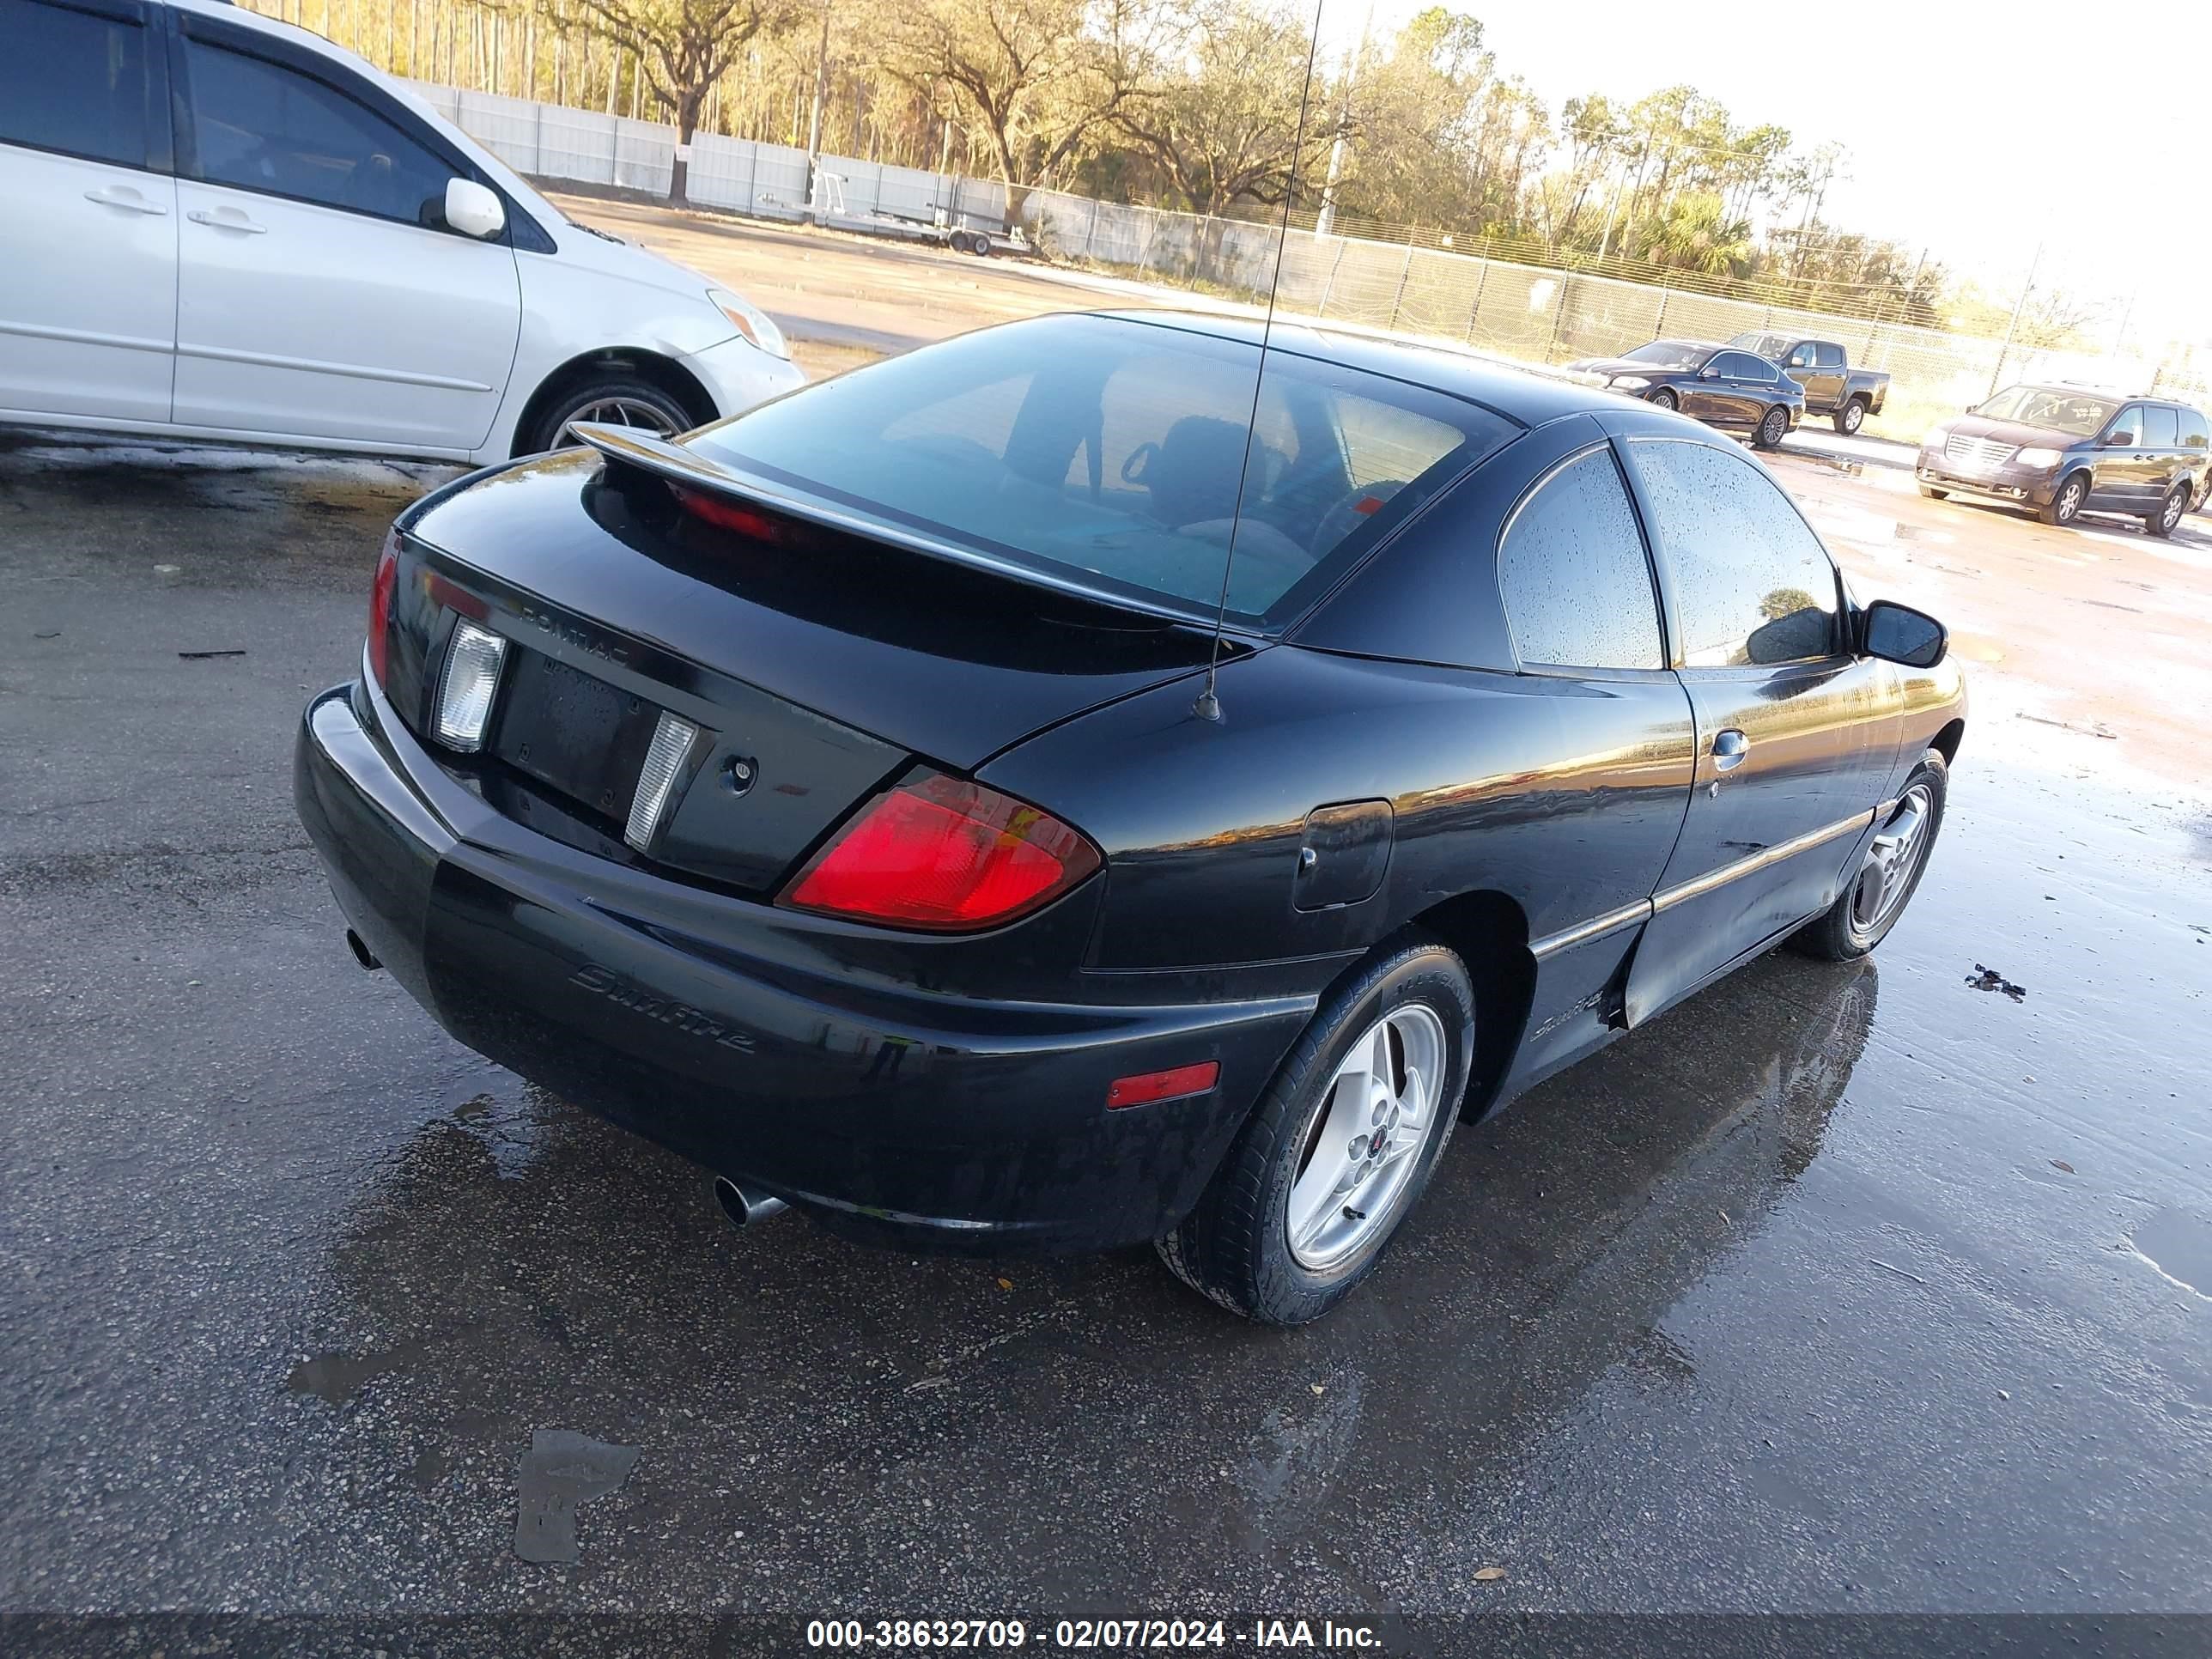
<box><xmin>386</xmin><ymin>448</ymin><xmax>1223</xmax><ymax>890</ymax></box>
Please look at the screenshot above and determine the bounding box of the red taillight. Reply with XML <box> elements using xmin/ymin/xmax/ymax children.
<box><xmin>1107</xmin><ymin>1061</ymin><xmax>1219</xmax><ymax>1109</ymax></box>
<box><xmin>367</xmin><ymin>531</ymin><xmax>399</xmax><ymax>686</ymax></box>
<box><xmin>783</xmin><ymin>772</ymin><xmax>1101</xmax><ymax>932</ymax></box>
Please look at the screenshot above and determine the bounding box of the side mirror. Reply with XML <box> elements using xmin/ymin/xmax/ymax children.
<box><xmin>1862</xmin><ymin>599</ymin><xmax>1947</xmax><ymax>669</ymax></box>
<box><xmin>443</xmin><ymin>177</ymin><xmax>506</xmax><ymax>240</ymax></box>
<box><xmin>1699</xmin><ymin>364</ymin><xmax>1720</xmax><ymax>380</ymax></box>
<box><xmin>2106</xmin><ymin>430</ymin><xmax>2136</xmax><ymax>448</ymax></box>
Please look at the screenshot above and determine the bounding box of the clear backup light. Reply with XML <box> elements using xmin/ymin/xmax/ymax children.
<box><xmin>625</xmin><ymin>711</ymin><xmax>701</xmax><ymax>851</ymax></box>
<box><xmin>433</xmin><ymin>621</ymin><xmax>508</xmax><ymax>751</ymax></box>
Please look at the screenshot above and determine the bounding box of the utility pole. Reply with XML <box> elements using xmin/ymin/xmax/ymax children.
<box><xmin>803</xmin><ymin>0</ymin><xmax>832</xmax><ymax>224</ymax></box>
<box><xmin>1988</xmin><ymin>240</ymin><xmax>2044</xmax><ymax>398</ymax></box>
<box><xmin>1314</xmin><ymin>0</ymin><xmax>1375</xmax><ymax>239</ymax></box>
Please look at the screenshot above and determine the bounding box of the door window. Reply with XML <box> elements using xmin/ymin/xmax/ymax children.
<box><xmin>2137</xmin><ymin>405</ymin><xmax>2179</xmax><ymax>449</ymax></box>
<box><xmin>1498</xmin><ymin>447</ymin><xmax>1663</xmax><ymax>670</ymax></box>
<box><xmin>1814</xmin><ymin>343</ymin><xmax>1846</xmax><ymax>369</ymax></box>
<box><xmin>1711</xmin><ymin>351</ymin><xmax>1772</xmax><ymax>381</ymax></box>
<box><xmin>0</xmin><ymin>0</ymin><xmax>150</xmax><ymax>167</ymax></box>
<box><xmin>2108</xmin><ymin>405</ymin><xmax>2146</xmax><ymax>445</ymax></box>
<box><xmin>1631</xmin><ymin>439</ymin><xmax>1841</xmax><ymax>667</ymax></box>
<box><xmin>181</xmin><ymin>37</ymin><xmax>453</xmax><ymax>224</ymax></box>
<box><xmin>1785</xmin><ymin>343</ymin><xmax>1816</xmax><ymax>368</ymax></box>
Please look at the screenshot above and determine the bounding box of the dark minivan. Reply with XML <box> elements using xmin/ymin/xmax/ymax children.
<box><xmin>1917</xmin><ymin>385</ymin><xmax>2209</xmax><ymax>536</ymax></box>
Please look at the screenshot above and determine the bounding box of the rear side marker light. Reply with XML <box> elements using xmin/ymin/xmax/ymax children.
<box><xmin>625</xmin><ymin>711</ymin><xmax>701</xmax><ymax>851</ymax></box>
<box><xmin>433</xmin><ymin>620</ymin><xmax>507</xmax><ymax>751</ymax></box>
<box><xmin>782</xmin><ymin>772</ymin><xmax>1101</xmax><ymax>932</ymax></box>
<box><xmin>1107</xmin><ymin>1061</ymin><xmax>1220</xmax><ymax>1109</ymax></box>
<box><xmin>367</xmin><ymin>532</ymin><xmax>399</xmax><ymax>686</ymax></box>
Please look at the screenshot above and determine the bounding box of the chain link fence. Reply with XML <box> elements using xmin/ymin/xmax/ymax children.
<box><xmin>1021</xmin><ymin>191</ymin><xmax>2212</xmax><ymax>439</ymax></box>
<box><xmin>410</xmin><ymin>82</ymin><xmax>2209</xmax><ymax>441</ymax></box>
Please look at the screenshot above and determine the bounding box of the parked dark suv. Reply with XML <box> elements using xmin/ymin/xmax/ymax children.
<box><xmin>1917</xmin><ymin>385</ymin><xmax>2209</xmax><ymax>537</ymax></box>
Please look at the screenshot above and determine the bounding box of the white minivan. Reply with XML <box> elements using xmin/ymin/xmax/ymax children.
<box><xmin>0</xmin><ymin>0</ymin><xmax>805</xmax><ymax>463</ymax></box>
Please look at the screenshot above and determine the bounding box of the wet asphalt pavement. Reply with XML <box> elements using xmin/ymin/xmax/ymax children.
<box><xmin>2</xmin><ymin>434</ymin><xmax>2209</xmax><ymax>1632</ymax></box>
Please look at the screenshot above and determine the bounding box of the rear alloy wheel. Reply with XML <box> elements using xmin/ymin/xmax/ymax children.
<box><xmin>2039</xmin><ymin>471</ymin><xmax>2087</xmax><ymax>527</ymax></box>
<box><xmin>531</xmin><ymin>378</ymin><xmax>693</xmax><ymax>455</ymax></box>
<box><xmin>1755</xmin><ymin>404</ymin><xmax>1790</xmax><ymax>448</ymax></box>
<box><xmin>1835</xmin><ymin>396</ymin><xmax>1868</xmax><ymax>435</ymax></box>
<box><xmin>2147</xmin><ymin>483</ymin><xmax>2188</xmax><ymax>538</ymax></box>
<box><xmin>1790</xmin><ymin>753</ymin><xmax>1947</xmax><ymax>961</ymax></box>
<box><xmin>1158</xmin><ymin>936</ymin><xmax>1474</xmax><ymax>1325</ymax></box>
<box><xmin>1648</xmin><ymin>388</ymin><xmax>1679</xmax><ymax>412</ymax></box>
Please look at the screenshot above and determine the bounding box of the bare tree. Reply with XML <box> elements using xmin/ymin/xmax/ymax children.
<box><xmin>547</xmin><ymin>0</ymin><xmax>797</xmax><ymax>200</ymax></box>
<box><xmin>881</xmin><ymin>0</ymin><xmax>1157</xmax><ymax>219</ymax></box>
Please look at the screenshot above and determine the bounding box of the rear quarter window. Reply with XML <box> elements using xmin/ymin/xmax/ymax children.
<box><xmin>2179</xmin><ymin>408</ymin><xmax>2209</xmax><ymax>451</ymax></box>
<box><xmin>1498</xmin><ymin>447</ymin><xmax>1663</xmax><ymax>671</ymax></box>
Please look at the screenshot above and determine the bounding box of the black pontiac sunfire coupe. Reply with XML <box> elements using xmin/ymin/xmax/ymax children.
<box><xmin>295</xmin><ymin>309</ymin><xmax>1963</xmax><ymax>1324</ymax></box>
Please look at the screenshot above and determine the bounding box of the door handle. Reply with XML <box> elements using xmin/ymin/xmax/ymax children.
<box><xmin>187</xmin><ymin>208</ymin><xmax>267</xmax><ymax>234</ymax></box>
<box><xmin>1712</xmin><ymin>729</ymin><xmax>1750</xmax><ymax>772</ymax></box>
<box><xmin>84</xmin><ymin>185</ymin><xmax>168</xmax><ymax>215</ymax></box>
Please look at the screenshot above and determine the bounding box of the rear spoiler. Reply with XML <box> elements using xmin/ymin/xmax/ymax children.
<box><xmin>569</xmin><ymin>422</ymin><xmax>1221</xmax><ymax>631</ymax></box>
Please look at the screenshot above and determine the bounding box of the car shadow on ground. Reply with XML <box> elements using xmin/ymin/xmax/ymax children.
<box><xmin>297</xmin><ymin>951</ymin><xmax>1878</xmax><ymax>1587</ymax></box>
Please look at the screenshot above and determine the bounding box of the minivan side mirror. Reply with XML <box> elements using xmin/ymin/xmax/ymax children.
<box><xmin>1862</xmin><ymin>599</ymin><xmax>1947</xmax><ymax>669</ymax></box>
<box><xmin>443</xmin><ymin>178</ymin><xmax>506</xmax><ymax>240</ymax></box>
<box><xmin>2106</xmin><ymin>429</ymin><xmax>2136</xmax><ymax>447</ymax></box>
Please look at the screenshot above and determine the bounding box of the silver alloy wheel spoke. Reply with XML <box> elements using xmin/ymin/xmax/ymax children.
<box><xmin>555</xmin><ymin>396</ymin><xmax>679</xmax><ymax>449</ymax></box>
<box><xmin>1284</xmin><ymin>1004</ymin><xmax>1449</xmax><ymax>1271</ymax></box>
<box><xmin>1854</xmin><ymin>783</ymin><xmax>1932</xmax><ymax>932</ymax></box>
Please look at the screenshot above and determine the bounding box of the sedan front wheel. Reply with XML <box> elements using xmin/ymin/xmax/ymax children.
<box><xmin>1158</xmin><ymin>935</ymin><xmax>1474</xmax><ymax>1325</ymax></box>
<box><xmin>1790</xmin><ymin>752</ymin><xmax>1947</xmax><ymax>961</ymax></box>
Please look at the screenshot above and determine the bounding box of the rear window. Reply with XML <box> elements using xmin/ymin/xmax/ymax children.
<box><xmin>2180</xmin><ymin>408</ymin><xmax>2209</xmax><ymax>451</ymax></box>
<box><xmin>688</xmin><ymin>314</ymin><xmax>1517</xmax><ymax>629</ymax></box>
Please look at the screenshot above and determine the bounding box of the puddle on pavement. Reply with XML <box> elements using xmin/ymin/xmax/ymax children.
<box><xmin>2130</xmin><ymin>1210</ymin><xmax>2212</xmax><ymax>1299</ymax></box>
<box><xmin>285</xmin><ymin>1339</ymin><xmax>425</xmax><ymax>1405</ymax></box>
<box><xmin>514</xmin><ymin>1430</ymin><xmax>640</xmax><ymax>1563</ymax></box>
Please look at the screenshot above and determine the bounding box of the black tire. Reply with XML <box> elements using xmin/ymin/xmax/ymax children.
<box><xmin>1917</xmin><ymin>483</ymin><xmax>1948</xmax><ymax>500</ymax></box>
<box><xmin>1834</xmin><ymin>397</ymin><xmax>1868</xmax><ymax>435</ymax></box>
<box><xmin>2038</xmin><ymin>471</ymin><xmax>2088</xmax><ymax>527</ymax></box>
<box><xmin>1790</xmin><ymin>751</ymin><xmax>1948</xmax><ymax>962</ymax></box>
<box><xmin>1753</xmin><ymin>404</ymin><xmax>1790</xmax><ymax>448</ymax></box>
<box><xmin>524</xmin><ymin>376</ymin><xmax>693</xmax><ymax>456</ymax></box>
<box><xmin>1648</xmin><ymin>388</ymin><xmax>1678</xmax><ymax>411</ymax></box>
<box><xmin>1157</xmin><ymin>935</ymin><xmax>1475</xmax><ymax>1326</ymax></box>
<box><xmin>2146</xmin><ymin>483</ymin><xmax>2188</xmax><ymax>538</ymax></box>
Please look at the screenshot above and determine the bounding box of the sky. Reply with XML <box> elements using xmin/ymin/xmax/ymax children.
<box><xmin>1322</xmin><ymin>0</ymin><xmax>2212</xmax><ymax>345</ymax></box>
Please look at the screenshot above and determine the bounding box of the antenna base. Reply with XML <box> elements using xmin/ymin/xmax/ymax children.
<box><xmin>1193</xmin><ymin>687</ymin><xmax>1223</xmax><ymax>723</ymax></box>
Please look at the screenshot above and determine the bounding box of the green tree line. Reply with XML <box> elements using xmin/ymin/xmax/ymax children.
<box><xmin>243</xmin><ymin>0</ymin><xmax>1966</xmax><ymax>325</ymax></box>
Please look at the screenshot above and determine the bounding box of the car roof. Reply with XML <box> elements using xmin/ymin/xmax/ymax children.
<box><xmin>1091</xmin><ymin>309</ymin><xmax>1646</xmax><ymax>428</ymax></box>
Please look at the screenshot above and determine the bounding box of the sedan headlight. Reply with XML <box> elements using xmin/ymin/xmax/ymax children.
<box><xmin>708</xmin><ymin>288</ymin><xmax>788</xmax><ymax>361</ymax></box>
<box><xmin>2012</xmin><ymin>447</ymin><xmax>2063</xmax><ymax>469</ymax></box>
<box><xmin>1610</xmin><ymin>375</ymin><xmax>1650</xmax><ymax>390</ymax></box>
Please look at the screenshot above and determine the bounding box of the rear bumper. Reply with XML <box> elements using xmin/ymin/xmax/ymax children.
<box><xmin>294</xmin><ymin>672</ymin><xmax>1312</xmax><ymax>1253</ymax></box>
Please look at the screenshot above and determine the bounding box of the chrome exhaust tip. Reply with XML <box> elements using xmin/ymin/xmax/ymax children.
<box><xmin>714</xmin><ymin>1176</ymin><xmax>789</xmax><ymax>1228</ymax></box>
<box><xmin>344</xmin><ymin>929</ymin><xmax>382</xmax><ymax>971</ymax></box>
